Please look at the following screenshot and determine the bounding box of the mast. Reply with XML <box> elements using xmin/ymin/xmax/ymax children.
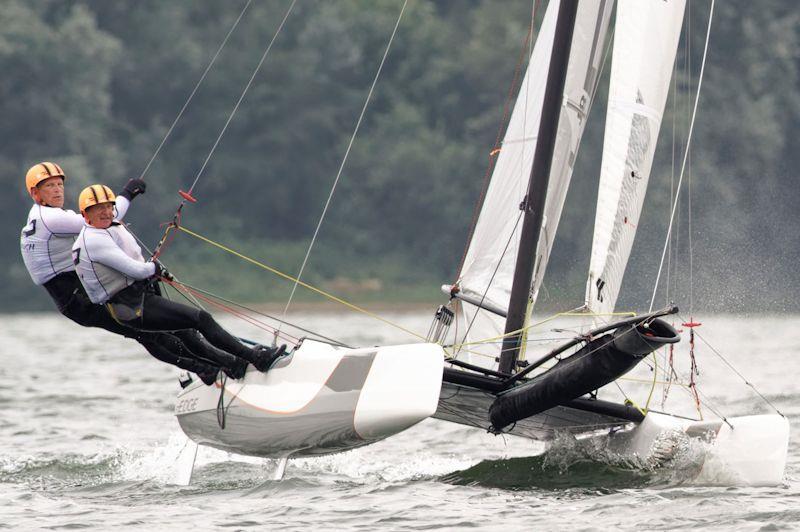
<box><xmin>499</xmin><ymin>0</ymin><xmax>578</xmax><ymax>375</ymax></box>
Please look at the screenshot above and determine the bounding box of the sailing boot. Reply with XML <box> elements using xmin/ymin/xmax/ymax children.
<box><xmin>171</xmin><ymin>330</ymin><xmax>248</xmax><ymax>380</ymax></box>
<box><xmin>221</xmin><ymin>357</ymin><xmax>248</xmax><ymax>380</ymax></box>
<box><xmin>248</xmin><ymin>344</ymin><xmax>287</xmax><ymax>373</ymax></box>
<box><xmin>196</xmin><ymin>366</ymin><xmax>220</xmax><ymax>386</ymax></box>
<box><xmin>180</xmin><ymin>358</ymin><xmax>219</xmax><ymax>386</ymax></box>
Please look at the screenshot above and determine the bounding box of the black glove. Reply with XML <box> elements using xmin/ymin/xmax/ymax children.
<box><xmin>151</xmin><ymin>259</ymin><xmax>173</xmax><ymax>281</ymax></box>
<box><xmin>119</xmin><ymin>178</ymin><xmax>147</xmax><ymax>201</ymax></box>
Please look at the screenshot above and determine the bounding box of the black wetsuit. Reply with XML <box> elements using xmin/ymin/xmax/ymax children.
<box><xmin>108</xmin><ymin>281</ymin><xmax>259</xmax><ymax>365</ymax></box>
<box><xmin>43</xmin><ymin>271</ymin><xmax>239</xmax><ymax>375</ymax></box>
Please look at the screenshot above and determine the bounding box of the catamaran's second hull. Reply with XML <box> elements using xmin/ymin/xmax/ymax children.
<box><xmin>434</xmin><ymin>379</ymin><xmax>790</xmax><ymax>486</ymax></box>
<box><xmin>609</xmin><ymin>411</ymin><xmax>790</xmax><ymax>486</ymax></box>
<box><xmin>175</xmin><ymin>339</ymin><xmax>444</xmax><ymax>458</ymax></box>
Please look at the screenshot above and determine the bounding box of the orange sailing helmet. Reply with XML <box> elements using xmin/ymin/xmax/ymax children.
<box><xmin>78</xmin><ymin>184</ymin><xmax>116</xmax><ymax>214</ymax></box>
<box><xmin>26</xmin><ymin>162</ymin><xmax>66</xmax><ymax>197</ymax></box>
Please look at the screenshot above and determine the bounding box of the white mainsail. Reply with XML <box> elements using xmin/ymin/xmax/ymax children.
<box><xmin>453</xmin><ymin>0</ymin><xmax>613</xmax><ymax>366</ymax></box>
<box><xmin>585</xmin><ymin>0</ymin><xmax>686</xmax><ymax>316</ymax></box>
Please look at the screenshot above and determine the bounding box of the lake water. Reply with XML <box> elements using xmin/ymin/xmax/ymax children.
<box><xmin>1</xmin><ymin>311</ymin><xmax>798</xmax><ymax>530</ymax></box>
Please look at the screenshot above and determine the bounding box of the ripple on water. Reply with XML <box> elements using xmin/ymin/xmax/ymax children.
<box><xmin>0</xmin><ymin>312</ymin><xmax>797</xmax><ymax>530</ymax></box>
<box><xmin>440</xmin><ymin>430</ymin><xmax>734</xmax><ymax>492</ymax></box>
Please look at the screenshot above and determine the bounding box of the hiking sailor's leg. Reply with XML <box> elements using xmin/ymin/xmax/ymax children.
<box><xmin>134</xmin><ymin>293</ymin><xmax>285</xmax><ymax>372</ymax></box>
<box><xmin>172</xmin><ymin>329</ymin><xmax>247</xmax><ymax>379</ymax></box>
<box><xmin>135</xmin><ymin>331</ymin><xmax>219</xmax><ymax>385</ymax></box>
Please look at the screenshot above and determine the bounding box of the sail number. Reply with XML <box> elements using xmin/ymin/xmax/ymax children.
<box><xmin>175</xmin><ymin>397</ymin><xmax>198</xmax><ymax>414</ymax></box>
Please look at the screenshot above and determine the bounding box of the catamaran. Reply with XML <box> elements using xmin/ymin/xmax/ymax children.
<box><xmin>170</xmin><ymin>0</ymin><xmax>789</xmax><ymax>485</ymax></box>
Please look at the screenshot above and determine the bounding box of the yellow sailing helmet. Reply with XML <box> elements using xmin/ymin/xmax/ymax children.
<box><xmin>26</xmin><ymin>162</ymin><xmax>66</xmax><ymax>196</ymax></box>
<box><xmin>79</xmin><ymin>184</ymin><xmax>116</xmax><ymax>214</ymax></box>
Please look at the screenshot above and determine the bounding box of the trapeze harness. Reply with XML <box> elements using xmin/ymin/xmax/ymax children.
<box><xmin>72</xmin><ymin>223</ymin><xmax>259</xmax><ymax>363</ymax></box>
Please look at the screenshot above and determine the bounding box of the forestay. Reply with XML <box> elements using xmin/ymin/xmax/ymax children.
<box><xmin>454</xmin><ymin>0</ymin><xmax>613</xmax><ymax>366</ymax></box>
<box><xmin>585</xmin><ymin>0</ymin><xmax>686</xmax><ymax>316</ymax></box>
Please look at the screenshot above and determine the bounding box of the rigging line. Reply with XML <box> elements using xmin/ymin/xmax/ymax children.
<box><xmin>612</xmin><ymin>380</ymin><xmax>646</xmax><ymax>416</ymax></box>
<box><xmin>121</xmin><ymin>221</ymin><xmax>207</xmax><ymax>311</ymax></box>
<box><xmin>436</xmin><ymin>401</ymin><xmax>490</xmax><ymax>432</ymax></box>
<box><xmin>165</xmin><ymin>278</ymin><xmax>301</xmax><ymax>343</ymax></box>
<box><xmin>667</xmin><ymin>26</ymin><xmax>678</xmax><ymax>308</ymax></box>
<box><xmin>669</xmin><ymin>14</ymin><xmax>691</xmax><ymax>312</ymax></box>
<box><xmin>648</xmin><ymin>330</ymin><xmax>733</xmax><ymax>428</ymax></box>
<box><xmin>687</xmin><ymin>5</ymin><xmax>694</xmax><ymax>318</ymax></box>
<box><xmin>518</xmin><ymin>0</ymin><xmax>537</xmax><ymax>201</ymax></box>
<box><xmin>187</xmin><ymin>0</ymin><xmax>297</xmax><ymax>197</ymax></box>
<box><xmin>458</xmin><ymin>336</ymin><xmax>598</xmax><ymax>346</ymax></box>
<box><xmin>454</xmin><ymin>308</ymin><xmax>634</xmax><ymax>350</ymax></box>
<box><xmin>136</xmin><ymin>0</ymin><xmax>253</xmax><ymax>183</ymax></box>
<box><xmin>683</xmin><ymin>318</ymin><xmax>785</xmax><ymax>417</ymax></box>
<box><xmin>648</xmin><ymin>0</ymin><xmax>715</xmax><ymax>313</ymax></box>
<box><xmin>454</xmin><ymin>0</ymin><xmax>543</xmax><ymax>356</ymax></box>
<box><xmin>278</xmin><ymin>0</ymin><xmax>409</xmax><ymax>331</ymax></box>
<box><xmin>618</xmin><ymin>375</ymin><xmax>691</xmax><ymax>388</ymax></box>
<box><xmin>162</xmin><ymin>273</ymin><xmax>207</xmax><ymax>311</ymax></box>
<box><xmin>457</xmin><ymin>211</ymin><xmax>523</xmax><ymax>355</ymax></box>
<box><xmin>447</xmin><ymin>329</ymin><xmax>585</xmax><ymax>363</ymax></box>
<box><xmin>453</xmin><ymin>0</ymin><xmax>539</xmax><ymax>281</ymax></box>
<box><xmin>167</xmin><ymin>279</ymin><xmax>351</xmax><ymax>348</ymax></box>
<box><xmin>644</xmin><ymin>348</ymin><xmax>659</xmax><ymax>411</ymax></box>
<box><xmin>175</xmin><ymin>225</ymin><xmax>431</xmax><ymax>344</ymax></box>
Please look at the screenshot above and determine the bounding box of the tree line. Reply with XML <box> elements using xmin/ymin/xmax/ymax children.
<box><xmin>3</xmin><ymin>0</ymin><xmax>798</xmax><ymax>312</ymax></box>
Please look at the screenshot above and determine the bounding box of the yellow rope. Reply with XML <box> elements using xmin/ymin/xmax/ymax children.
<box><xmin>625</xmin><ymin>396</ymin><xmax>647</xmax><ymax>417</ymax></box>
<box><xmin>177</xmin><ymin>225</ymin><xmax>430</xmax><ymax>343</ymax></box>
<box><xmin>175</xmin><ymin>223</ymin><xmax>667</xmax><ymax>404</ymax></box>
<box><xmin>517</xmin><ymin>297</ymin><xmax>533</xmax><ymax>363</ymax></box>
<box><xmin>451</xmin><ymin>310</ymin><xmax>636</xmax><ymax>349</ymax></box>
<box><xmin>452</xmin><ymin>313</ymin><xmax>563</xmax><ymax>348</ymax></box>
<box><xmin>558</xmin><ymin>311</ymin><xmax>637</xmax><ymax>318</ymax></box>
<box><xmin>643</xmin><ymin>349</ymin><xmax>659</xmax><ymax>411</ymax></box>
<box><xmin>175</xmin><ymin>225</ymin><xmax>706</xmax><ymax>423</ymax></box>
<box><xmin>178</xmin><ymin>225</ymin><xmax>629</xmax><ymax>353</ymax></box>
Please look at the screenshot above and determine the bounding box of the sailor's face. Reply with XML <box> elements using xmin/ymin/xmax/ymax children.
<box><xmin>84</xmin><ymin>202</ymin><xmax>115</xmax><ymax>229</ymax></box>
<box><xmin>32</xmin><ymin>176</ymin><xmax>65</xmax><ymax>208</ymax></box>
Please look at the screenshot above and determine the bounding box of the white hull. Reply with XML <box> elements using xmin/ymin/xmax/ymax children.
<box><xmin>434</xmin><ymin>380</ymin><xmax>789</xmax><ymax>485</ymax></box>
<box><xmin>175</xmin><ymin>339</ymin><xmax>444</xmax><ymax>458</ymax></box>
<box><xmin>610</xmin><ymin>411</ymin><xmax>790</xmax><ymax>486</ymax></box>
<box><xmin>174</xmin><ymin>341</ymin><xmax>788</xmax><ymax>485</ymax></box>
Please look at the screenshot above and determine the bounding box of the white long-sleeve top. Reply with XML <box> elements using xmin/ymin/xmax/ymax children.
<box><xmin>20</xmin><ymin>197</ymin><xmax>131</xmax><ymax>285</ymax></box>
<box><xmin>72</xmin><ymin>220</ymin><xmax>155</xmax><ymax>304</ymax></box>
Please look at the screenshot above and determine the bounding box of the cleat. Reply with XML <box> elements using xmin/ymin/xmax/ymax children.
<box><xmin>178</xmin><ymin>371</ymin><xmax>193</xmax><ymax>389</ymax></box>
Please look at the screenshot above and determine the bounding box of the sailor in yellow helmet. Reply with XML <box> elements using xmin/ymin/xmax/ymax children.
<box><xmin>20</xmin><ymin>164</ymin><xmax>237</xmax><ymax>385</ymax></box>
<box><xmin>21</xmin><ymin>163</ymin><xmax>144</xmax><ymax>287</ymax></box>
<box><xmin>72</xmin><ymin>184</ymin><xmax>286</xmax><ymax>377</ymax></box>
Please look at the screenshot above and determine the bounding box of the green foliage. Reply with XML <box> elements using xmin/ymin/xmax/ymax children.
<box><xmin>3</xmin><ymin>1</ymin><xmax>799</xmax><ymax>312</ymax></box>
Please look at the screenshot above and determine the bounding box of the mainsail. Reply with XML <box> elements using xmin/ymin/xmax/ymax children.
<box><xmin>454</xmin><ymin>0</ymin><xmax>613</xmax><ymax>366</ymax></box>
<box><xmin>585</xmin><ymin>0</ymin><xmax>686</xmax><ymax>316</ymax></box>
